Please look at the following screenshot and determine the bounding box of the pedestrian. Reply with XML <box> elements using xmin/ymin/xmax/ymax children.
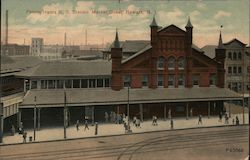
<box><xmin>95</xmin><ymin>122</ymin><xmax>98</xmax><ymax>135</ymax></box>
<box><xmin>11</xmin><ymin>125</ymin><xmax>15</xmax><ymax>136</ymax></box>
<box><xmin>135</xmin><ymin>118</ymin><xmax>141</xmax><ymax>128</ymax></box>
<box><xmin>190</xmin><ymin>108</ymin><xmax>193</xmax><ymax>117</ymax></box>
<box><xmin>219</xmin><ymin>112</ymin><xmax>222</xmax><ymax>122</ymax></box>
<box><xmin>236</xmin><ymin>116</ymin><xmax>239</xmax><ymax>125</ymax></box>
<box><xmin>170</xmin><ymin>118</ymin><xmax>174</xmax><ymax>129</ymax></box>
<box><xmin>232</xmin><ymin>118</ymin><xmax>235</xmax><ymax>125</ymax></box>
<box><xmin>104</xmin><ymin>112</ymin><xmax>109</xmax><ymax>123</ymax></box>
<box><xmin>152</xmin><ymin>116</ymin><xmax>155</xmax><ymax>126</ymax></box>
<box><xmin>76</xmin><ymin>120</ymin><xmax>79</xmax><ymax>131</ymax></box>
<box><xmin>225</xmin><ymin>114</ymin><xmax>229</xmax><ymax>124</ymax></box>
<box><xmin>168</xmin><ymin>109</ymin><xmax>172</xmax><ymax>119</ymax></box>
<box><xmin>19</xmin><ymin>122</ymin><xmax>24</xmax><ymax>134</ymax></box>
<box><xmin>133</xmin><ymin>116</ymin><xmax>137</xmax><ymax>126</ymax></box>
<box><xmin>110</xmin><ymin>111</ymin><xmax>113</xmax><ymax>122</ymax></box>
<box><xmin>198</xmin><ymin>114</ymin><xmax>202</xmax><ymax>125</ymax></box>
<box><xmin>113</xmin><ymin>112</ymin><xmax>117</xmax><ymax>123</ymax></box>
<box><xmin>84</xmin><ymin>120</ymin><xmax>89</xmax><ymax>131</ymax></box>
<box><xmin>23</xmin><ymin>132</ymin><xmax>27</xmax><ymax>143</ymax></box>
<box><xmin>155</xmin><ymin>116</ymin><xmax>158</xmax><ymax>126</ymax></box>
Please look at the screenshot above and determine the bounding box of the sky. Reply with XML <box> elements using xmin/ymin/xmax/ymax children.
<box><xmin>1</xmin><ymin>0</ymin><xmax>250</xmax><ymax>48</ymax></box>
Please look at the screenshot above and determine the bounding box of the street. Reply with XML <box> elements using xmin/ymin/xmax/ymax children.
<box><xmin>0</xmin><ymin>125</ymin><xmax>248</xmax><ymax>160</ymax></box>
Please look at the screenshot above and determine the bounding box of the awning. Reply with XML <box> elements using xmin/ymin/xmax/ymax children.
<box><xmin>19</xmin><ymin>87</ymin><xmax>243</xmax><ymax>108</ymax></box>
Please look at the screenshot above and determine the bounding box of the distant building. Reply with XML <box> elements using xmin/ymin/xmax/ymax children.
<box><xmin>202</xmin><ymin>39</ymin><xmax>249</xmax><ymax>95</ymax></box>
<box><xmin>31</xmin><ymin>38</ymin><xmax>43</xmax><ymax>56</ymax></box>
<box><xmin>1</xmin><ymin>44</ymin><xmax>30</xmax><ymax>56</ymax></box>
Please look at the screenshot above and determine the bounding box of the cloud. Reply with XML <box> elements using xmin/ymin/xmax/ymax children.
<box><xmin>214</xmin><ymin>11</ymin><xmax>231</xmax><ymax>20</ymax></box>
<box><xmin>196</xmin><ymin>2</ymin><xmax>206</xmax><ymax>10</ymax></box>
<box><xmin>157</xmin><ymin>7</ymin><xmax>185</xmax><ymax>26</ymax></box>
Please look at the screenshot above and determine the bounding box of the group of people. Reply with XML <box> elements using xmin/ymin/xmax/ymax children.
<box><xmin>75</xmin><ymin>118</ymin><xmax>90</xmax><ymax>131</ymax></box>
<box><xmin>105</xmin><ymin>111</ymin><xmax>123</xmax><ymax>124</ymax></box>
<box><xmin>219</xmin><ymin>112</ymin><xmax>240</xmax><ymax>125</ymax></box>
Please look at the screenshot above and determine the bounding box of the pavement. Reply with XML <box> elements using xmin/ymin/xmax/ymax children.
<box><xmin>1</xmin><ymin>113</ymin><xmax>249</xmax><ymax>145</ymax></box>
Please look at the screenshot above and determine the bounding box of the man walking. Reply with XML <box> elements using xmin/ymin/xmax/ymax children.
<box><xmin>170</xmin><ymin>118</ymin><xmax>174</xmax><ymax>130</ymax></box>
<box><xmin>23</xmin><ymin>132</ymin><xmax>27</xmax><ymax>143</ymax></box>
<box><xmin>104</xmin><ymin>112</ymin><xmax>109</xmax><ymax>123</ymax></box>
<box><xmin>198</xmin><ymin>114</ymin><xmax>202</xmax><ymax>125</ymax></box>
<box><xmin>84</xmin><ymin>120</ymin><xmax>89</xmax><ymax>131</ymax></box>
<box><xmin>95</xmin><ymin>122</ymin><xmax>98</xmax><ymax>135</ymax></box>
<box><xmin>76</xmin><ymin>120</ymin><xmax>79</xmax><ymax>131</ymax></box>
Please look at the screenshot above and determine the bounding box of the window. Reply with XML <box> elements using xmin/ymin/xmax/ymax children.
<box><xmin>158</xmin><ymin>74</ymin><xmax>164</xmax><ymax>87</ymax></box>
<box><xmin>247</xmin><ymin>66</ymin><xmax>250</xmax><ymax>74</ymax></box>
<box><xmin>178</xmin><ymin>74</ymin><xmax>185</xmax><ymax>87</ymax></box>
<box><xmin>233</xmin><ymin>52</ymin><xmax>237</xmax><ymax>60</ymax></box>
<box><xmin>168</xmin><ymin>57</ymin><xmax>175</xmax><ymax>70</ymax></box>
<box><xmin>97</xmin><ymin>79</ymin><xmax>104</xmax><ymax>87</ymax></box>
<box><xmin>142</xmin><ymin>75</ymin><xmax>148</xmax><ymax>87</ymax></box>
<box><xmin>210</xmin><ymin>74</ymin><xmax>216</xmax><ymax>86</ymax></box>
<box><xmin>104</xmin><ymin>78</ymin><xmax>110</xmax><ymax>87</ymax></box>
<box><xmin>89</xmin><ymin>79</ymin><xmax>96</xmax><ymax>88</ymax></box>
<box><xmin>228</xmin><ymin>67</ymin><xmax>232</xmax><ymax>74</ymax></box>
<box><xmin>123</xmin><ymin>75</ymin><xmax>131</xmax><ymax>87</ymax></box>
<box><xmin>73</xmin><ymin>79</ymin><xmax>80</xmax><ymax>88</ymax></box>
<box><xmin>65</xmin><ymin>80</ymin><xmax>72</xmax><ymax>88</ymax></box>
<box><xmin>168</xmin><ymin>75</ymin><xmax>175</xmax><ymax>87</ymax></box>
<box><xmin>178</xmin><ymin>57</ymin><xmax>185</xmax><ymax>69</ymax></box>
<box><xmin>233</xmin><ymin>66</ymin><xmax>237</xmax><ymax>74</ymax></box>
<box><xmin>41</xmin><ymin>80</ymin><xmax>47</xmax><ymax>89</ymax></box>
<box><xmin>238</xmin><ymin>52</ymin><xmax>242</xmax><ymax>60</ymax></box>
<box><xmin>157</xmin><ymin>56</ymin><xmax>165</xmax><ymax>69</ymax></box>
<box><xmin>31</xmin><ymin>81</ymin><xmax>37</xmax><ymax>89</ymax></box>
<box><xmin>228</xmin><ymin>52</ymin><xmax>232</xmax><ymax>59</ymax></box>
<box><xmin>192</xmin><ymin>75</ymin><xmax>199</xmax><ymax>86</ymax></box>
<box><xmin>48</xmin><ymin>80</ymin><xmax>56</xmax><ymax>89</ymax></box>
<box><xmin>56</xmin><ymin>80</ymin><xmax>64</xmax><ymax>89</ymax></box>
<box><xmin>81</xmin><ymin>79</ymin><xmax>88</xmax><ymax>88</ymax></box>
<box><xmin>238</xmin><ymin>82</ymin><xmax>242</xmax><ymax>91</ymax></box>
<box><xmin>238</xmin><ymin>67</ymin><xmax>242</xmax><ymax>74</ymax></box>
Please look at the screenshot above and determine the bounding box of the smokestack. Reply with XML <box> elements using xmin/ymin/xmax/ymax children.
<box><xmin>64</xmin><ymin>32</ymin><xmax>66</xmax><ymax>47</ymax></box>
<box><xmin>5</xmin><ymin>10</ymin><xmax>8</xmax><ymax>45</ymax></box>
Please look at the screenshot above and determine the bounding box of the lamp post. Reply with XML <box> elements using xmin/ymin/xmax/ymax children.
<box><xmin>126</xmin><ymin>83</ymin><xmax>132</xmax><ymax>133</ymax></box>
<box><xmin>33</xmin><ymin>96</ymin><xmax>37</xmax><ymax>141</ymax></box>
<box><xmin>63</xmin><ymin>91</ymin><xmax>67</xmax><ymax>139</ymax></box>
<box><xmin>0</xmin><ymin>103</ymin><xmax>3</xmax><ymax>143</ymax></box>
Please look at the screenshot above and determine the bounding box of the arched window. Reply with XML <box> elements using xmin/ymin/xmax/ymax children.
<box><xmin>168</xmin><ymin>56</ymin><xmax>175</xmax><ymax>70</ymax></box>
<box><xmin>238</xmin><ymin>52</ymin><xmax>242</xmax><ymax>60</ymax></box>
<box><xmin>178</xmin><ymin>57</ymin><xmax>185</xmax><ymax>69</ymax></box>
<box><xmin>228</xmin><ymin>52</ymin><xmax>232</xmax><ymax>60</ymax></box>
<box><xmin>157</xmin><ymin>56</ymin><xmax>165</xmax><ymax>69</ymax></box>
<box><xmin>233</xmin><ymin>52</ymin><xmax>237</xmax><ymax>60</ymax></box>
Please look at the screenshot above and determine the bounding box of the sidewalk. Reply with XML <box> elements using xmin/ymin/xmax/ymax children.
<box><xmin>2</xmin><ymin>113</ymin><xmax>249</xmax><ymax>145</ymax></box>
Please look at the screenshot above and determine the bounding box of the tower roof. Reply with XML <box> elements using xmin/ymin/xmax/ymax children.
<box><xmin>185</xmin><ymin>17</ymin><xmax>193</xmax><ymax>28</ymax></box>
<box><xmin>114</xmin><ymin>29</ymin><xmax>120</xmax><ymax>48</ymax></box>
<box><xmin>150</xmin><ymin>15</ymin><xmax>158</xmax><ymax>27</ymax></box>
<box><xmin>217</xmin><ymin>31</ymin><xmax>225</xmax><ymax>49</ymax></box>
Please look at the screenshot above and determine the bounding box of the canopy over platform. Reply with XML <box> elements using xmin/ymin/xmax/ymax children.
<box><xmin>20</xmin><ymin>87</ymin><xmax>243</xmax><ymax>108</ymax></box>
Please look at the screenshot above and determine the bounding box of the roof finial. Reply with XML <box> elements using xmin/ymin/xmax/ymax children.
<box><xmin>185</xmin><ymin>16</ymin><xmax>193</xmax><ymax>28</ymax></box>
<box><xmin>218</xmin><ymin>25</ymin><xmax>224</xmax><ymax>49</ymax></box>
<box><xmin>114</xmin><ymin>28</ymin><xmax>120</xmax><ymax>48</ymax></box>
<box><xmin>150</xmin><ymin>11</ymin><xmax>158</xmax><ymax>27</ymax></box>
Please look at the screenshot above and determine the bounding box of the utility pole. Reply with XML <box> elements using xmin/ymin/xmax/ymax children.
<box><xmin>33</xmin><ymin>96</ymin><xmax>37</xmax><ymax>141</ymax></box>
<box><xmin>0</xmin><ymin>103</ymin><xmax>3</xmax><ymax>143</ymax></box>
<box><xmin>127</xmin><ymin>84</ymin><xmax>132</xmax><ymax>133</ymax></box>
<box><xmin>64</xmin><ymin>91</ymin><xmax>67</xmax><ymax>139</ymax></box>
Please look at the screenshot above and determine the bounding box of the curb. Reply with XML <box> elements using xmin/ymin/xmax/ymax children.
<box><xmin>0</xmin><ymin>124</ymin><xmax>249</xmax><ymax>146</ymax></box>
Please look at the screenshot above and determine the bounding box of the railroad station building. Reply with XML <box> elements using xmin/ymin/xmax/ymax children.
<box><xmin>1</xmin><ymin>17</ymin><xmax>243</xmax><ymax>133</ymax></box>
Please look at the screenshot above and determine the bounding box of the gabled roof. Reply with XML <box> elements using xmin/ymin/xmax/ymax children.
<box><xmin>1</xmin><ymin>56</ymin><xmax>43</xmax><ymax>75</ymax></box>
<box><xmin>223</xmin><ymin>38</ymin><xmax>246</xmax><ymax>46</ymax></box>
<box><xmin>201</xmin><ymin>45</ymin><xmax>217</xmax><ymax>59</ymax></box>
<box><xmin>15</xmin><ymin>60</ymin><xmax>112</xmax><ymax>78</ymax></box>
<box><xmin>122</xmin><ymin>44</ymin><xmax>152</xmax><ymax>63</ymax></box>
<box><xmin>158</xmin><ymin>24</ymin><xmax>186</xmax><ymax>34</ymax></box>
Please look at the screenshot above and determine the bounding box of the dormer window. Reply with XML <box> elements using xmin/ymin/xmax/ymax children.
<box><xmin>157</xmin><ymin>56</ymin><xmax>165</xmax><ymax>70</ymax></box>
<box><xmin>168</xmin><ymin>56</ymin><xmax>175</xmax><ymax>70</ymax></box>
